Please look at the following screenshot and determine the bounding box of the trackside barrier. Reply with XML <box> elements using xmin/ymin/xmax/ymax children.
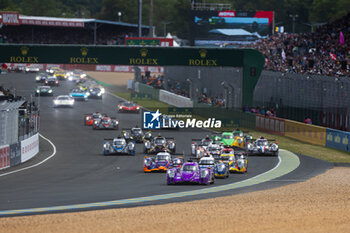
<box><xmin>0</xmin><ymin>145</ymin><xmax>10</xmax><ymax>170</ymax></box>
<box><xmin>7</xmin><ymin>63</ymin><xmax>164</xmax><ymax>73</ymax></box>
<box><xmin>284</xmin><ymin>119</ymin><xmax>326</xmax><ymax>146</ymax></box>
<box><xmin>256</xmin><ymin>115</ymin><xmax>285</xmax><ymax>136</ymax></box>
<box><xmin>136</xmin><ymin>83</ymin><xmax>159</xmax><ymax>100</ymax></box>
<box><xmin>21</xmin><ymin>133</ymin><xmax>39</xmax><ymax>163</ymax></box>
<box><xmin>326</xmin><ymin>128</ymin><xmax>350</xmax><ymax>152</ymax></box>
<box><xmin>10</xmin><ymin>142</ymin><xmax>21</xmax><ymax>167</ymax></box>
<box><xmin>159</xmin><ymin>90</ymin><xmax>193</xmax><ymax>108</ymax></box>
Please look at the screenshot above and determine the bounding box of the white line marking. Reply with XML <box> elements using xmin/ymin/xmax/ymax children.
<box><xmin>0</xmin><ymin>134</ymin><xmax>56</xmax><ymax>177</ymax></box>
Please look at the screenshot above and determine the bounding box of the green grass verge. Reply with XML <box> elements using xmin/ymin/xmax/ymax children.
<box><xmin>114</xmin><ymin>92</ymin><xmax>350</xmax><ymax>163</ymax></box>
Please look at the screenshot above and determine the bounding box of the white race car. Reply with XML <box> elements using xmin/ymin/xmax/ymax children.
<box><xmin>53</xmin><ymin>95</ymin><xmax>74</xmax><ymax>108</ymax></box>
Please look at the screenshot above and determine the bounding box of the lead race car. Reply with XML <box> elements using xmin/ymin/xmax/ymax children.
<box><xmin>103</xmin><ymin>136</ymin><xmax>135</xmax><ymax>155</ymax></box>
<box><xmin>167</xmin><ymin>162</ymin><xmax>215</xmax><ymax>185</ymax></box>
<box><xmin>144</xmin><ymin>135</ymin><xmax>176</xmax><ymax>154</ymax></box>
<box><xmin>118</xmin><ymin>101</ymin><xmax>140</xmax><ymax>113</ymax></box>
<box><xmin>247</xmin><ymin>137</ymin><xmax>279</xmax><ymax>156</ymax></box>
<box><xmin>143</xmin><ymin>152</ymin><xmax>184</xmax><ymax>172</ymax></box>
<box><xmin>92</xmin><ymin>115</ymin><xmax>119</xmax><ymax>130</ymax></box>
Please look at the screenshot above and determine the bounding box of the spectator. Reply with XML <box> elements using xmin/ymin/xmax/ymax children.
<box><xmin>304</xmin><ymin>117</ymin><xmax>312</xmax><ymax>124</ymax></box>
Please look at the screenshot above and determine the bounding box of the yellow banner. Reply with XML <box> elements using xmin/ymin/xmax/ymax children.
<box><xmin>284</xmin><ymin>120</ymin><xmax>326</xmax><ymax>146</ymax></box>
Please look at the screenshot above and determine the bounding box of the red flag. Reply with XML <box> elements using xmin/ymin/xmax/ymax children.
<box><xmin>330</xmin><ymin>52</ymin><xmax>337</xmax><ymax>61</ymax></box>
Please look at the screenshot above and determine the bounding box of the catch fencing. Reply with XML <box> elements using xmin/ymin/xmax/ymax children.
<box><xmin>254</xmin><ymin>71</ymin><xmax>350</xmax><ymax>130</ymax></box>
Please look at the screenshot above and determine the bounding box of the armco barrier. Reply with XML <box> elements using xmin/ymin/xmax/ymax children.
<box><xmin>326</xmin><ymin>128</ymin><xmax>350</xmax><ymax>152</ymax></box>
<box><xmin>284</xmin><ymin>120</ymin><xmax>326</xmax><ymax>146</ymax></box>
<box><xmin>0</xmin><ymin>145</ymin><xmax>10</xmax><ymax>170</ymax></box>
<box><xmin>159</xmin><ymin>90</ymin><xmax>193</xmax><ymax>108</ymax></box>
<box><xmin>21</xmin><ymin>133</ymin><xmax>39</xmax><ymax>163</ymax></box>
<box><xmin>10</xmin><ymin>142</ymin><xmax>21</xmax><ymax>167</ymax></box>
<box><xmin>256</xmin><ymin>115</ymin><xmax>285</xmax><ymax>136</ymax></box>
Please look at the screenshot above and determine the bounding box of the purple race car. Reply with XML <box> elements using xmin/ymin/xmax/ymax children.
<box><xmin>166</xmin><ymin>162</ymin><xmax>215</xmax><ymax>185</ymax></box>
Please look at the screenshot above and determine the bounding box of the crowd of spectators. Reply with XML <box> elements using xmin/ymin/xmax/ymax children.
<box><xmin>243</xmin><ymin>13</ymin><xmax>350</xmax><ymax>77</ymax></box>
<box><xmin>243</xmin><ymin>105</ymin><xmax>277</xmax><ymax>117</ymax></box>
<box><xmin>198</xmin><ymin>93</ymin><xmax>225</xmax><ymax>107</ymax></box>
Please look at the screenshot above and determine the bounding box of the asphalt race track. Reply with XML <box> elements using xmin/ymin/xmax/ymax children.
<box><xmin>0</xmin><ymin>73</ymin><xmax>332</xmax><ymax>216</ymax></box>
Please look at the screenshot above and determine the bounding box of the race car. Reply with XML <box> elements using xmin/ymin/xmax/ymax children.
<box><xmin>69</xmin><ymin>88</ymin><xmax>89</xmax><ymax>101</ymax></box>
<box><xmin>35</xmin><ymin>73</ymin><xmax>48</xmax><ymax>82</ymax></box>
<box><xmin>118</xmin><ymin>101</ymin><xmax>140</xmax><ymax>113</ymax></box>
<box><xmin>53</xmin><ymin>95</ymin><xmax>74</xmax><ymax>108</ymax></box>
<box><xmin>46</xmin><ymin>66</ymin><xmax>61</xmax><ymax>74</ymax></box>
<box><xmin>206</xmin><ymin>142</ymin><xmax>222</xmax><ymax>157</ymax></box>
<box><xmin>25</xmin><ymin>65</ymin><xmax>40</xmax><ymax>73</ymax></box>
<box><xmin>84</xmin><ymin>112</ymin><xmax>103</xmax><ymax>126</ymax></box>
<box><xmin>219</xmin><ymin>148</ymin><xmax>248</xmax><ymax>173</ymax></box>
<box><xmin>247</xmin><ymin>137</ymin><xmax>279</xmax><ymax>156</ymax></box>
<box><xmin>35</xmin><ymin>86</ymin><xmax>54</xmax><ymax>96</ymax></box>
<box><xmin>54</xmin><ymin>70</ymin><xmax>67</xmax><ymax>80</ymax></box>
<box><xmin>130</xmin><ymin>127</ymin><xmax>144</xmax><ymax>143</ymax></box>
<box><xmin>92</xmin><ymin>116</ymin><xmax>119</xmax><ymax>130</ymax></box>
<box><xmin>144</xmin><ymin>135</ymin><xmax>176</xmax><ymax>154</ymax></box>
<box><xmin>212</xmin><ymin>132</ymin><xmax>235</xmax><ymax>147</ymax></box>
<box><xmin>214</xmin><ymin>160</ymin><xmax>230</xmax><ymax>178</ymax></box>
<box><xmin>143</xmin><ymin>152</ymin><xmax>184</xmax><ymax>172</ymax></box>
<box><xmin>44</xmin><ymin>76</ymin><xmax>59</xmax><ymax>86</ymax></box>
<box><xmin>191</xmin><ymin>135</ymin><xmax>213</xmax><ymax>156</ymax></box>
<box><xmin>143</xmin><ymin>131</ymin><xmax>153</xmax><ymax>141</ymax></box>
<box><xmin>198</xmin><ymin>156</ymin><xmax>215</xmax><ymax>170</ymax></box>
<box><xmin>231</xmin><ymin>129</ymin><xmax>245</xmax><ymax>148</ymax></box>
<box><xmin>167</xmin><ymin>162</ymin><xmax>214</xmax><ymax>185</ymax></box>
<box><xmin>103</xmin><ymin>137</ymin><xmax>135</xmax><ymax>155</ymax></box>
<box><xmin>88</xmin><ymin>87</ymin><xmax>104</xmax><ymax>99</ymax></box>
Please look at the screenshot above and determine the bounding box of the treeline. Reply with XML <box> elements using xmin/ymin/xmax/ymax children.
<box><xmin>0</xmin><ymin>0</ymin><xmax>349</xmax><ymax>38</ymax></box>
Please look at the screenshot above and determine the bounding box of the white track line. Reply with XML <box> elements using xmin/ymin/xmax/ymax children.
<box><xmin>0</xmin><ymin>134</ymin><xmax>56</xmax><ymax>177</ymax></box>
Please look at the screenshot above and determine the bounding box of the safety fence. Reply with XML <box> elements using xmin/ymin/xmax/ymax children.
<box><xmin>0</xmin><ymin>133</ymin><xmax>39</xmax><ymax>170</ymax></box>
<box><xmin>135</xmin><ymin>83</ymin><xmax>350</xmax><ymax>153</ymax></box>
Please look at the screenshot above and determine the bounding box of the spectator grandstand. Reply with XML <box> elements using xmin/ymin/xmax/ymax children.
<box><xmin>0</xmin><ymin>13</ymin><xmax>152</xmax><ymax>45</ymax></box>
<box><xmin>242</xmin><ymin>13</ymin><xmax>350</xmax><ymax>77</ymax></box>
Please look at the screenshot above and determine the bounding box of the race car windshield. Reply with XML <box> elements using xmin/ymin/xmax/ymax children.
<box><xmin>182</xmin><ymin>165</ymin><xmax>198</xmax><ymax>172</ymax></box>
<box><xmin>199</xmin><ymin>160</ymin><xmax>214</xmax><ymax>165</ymax></box>
<box><xmin>92</xmin><ymin>113</ymin><xmax>101</xmax><ymax>118</ymax></box>
<box><xmin>40</xmin><ymin>86</ymin><xmax>50</xmax><ymax>90</ymax></box>
<box><xmin>72</xmin><ymin>89</ymin><xmax>83</xmax><ymax>93</ymax></box>
<box><xmin>257</xmin><ymin>140</ymin><xmax>268</xmax><ymax>146</ymax></box>
<box><xmin>57</xmin><ymin>96</ymin><xmax>70</xmax><ymax>100</ymax></box>
<box><xmin>202</xmin><ymin>140</ymin><xmax>211</xmax><ymax>146</ymax></box>
<box><xmin>156</xmin><ymin>155</ymin><xmax>170</xmax><ymax>161</ymax></box>
<box><xmin>114</xmin><ymin>140</ymin><xmax>125</xmax><ymax>146</ymax></box>
<box><xmin>222</xmin><ymin>135</ymin><xmax>233</xmax><ymax>139</ymax></box>
<box><xmin>220</xmin><ymin>157</ymin><xmax>230</xmax><ymax>161</ymax></box>
<box><xmin>234</xmin><ymin>132</ymin><xmax>243</xmax><ymax>137</ymax></box>
<box><xmin>155</xmin><ymin>138</ymin><xmax>166</xmax><ymax>145</ymax></box>
<box><xmin>132</xmin><ymin>129</ymin><xmax>142</xmax><ymax>135</ymax></box>
<box><xmin>123</xmin><ymin>102</ymin><xmax>135</xmax><ymax>107</ymax></box>
<box><xmin>90</xmin><ymin>88</ymin><xmax>100</xmax><ymax>92</ymax></box>
<box><xmin>102</xmin><ymin>118</ymin><xmax>110</xmax><ymax>123</ymax></box>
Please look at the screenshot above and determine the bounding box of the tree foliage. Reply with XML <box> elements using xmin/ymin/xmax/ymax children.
<box><xmin>0</xmin><ymin>0</ymin><xmax>349</xmax><ymax>38</ymax></box>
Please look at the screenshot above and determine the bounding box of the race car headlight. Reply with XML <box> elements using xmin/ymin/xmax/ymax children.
<box><xmin>200</xmin><ymin>169</ymin><xmax>208</xmax><ymax>178</ymax></box>
<box><xmin>103</xmin><ymin>143</ymin><xmax>109</xmax><ymax>149</ymax></box>
<box><xmin>36</xmin><ymin>76</ymin><xmax>40</xmax><ymax>80</ymax></box>
<box><xmin>53</xmin><ymin>100</ymin><xmax>59</xmax><ymax>105</ymax></box>
<box><xmin>119</xmin><ymin>106</ymin><xmax>123</xmax><ymax>109</ymax></box>
<box><xmin>97</xmin><ymin>92</ymin><xmax>102</xmax><ymax>96</ymax></box>
<box><xmin>271</xmin><ymin>144</ymin><xmax>278</xmax><ymax>151</ymax></box>
<box><xmin>247</xmin><ymin>144</ymin><xmax>253</xmax><ymax>151</ymax></box>
<box><xmin>237</xmin><ymin>138</ymin><xmax>243</xmax><ymax>144</ymax></box>
<box><xmin>48</xmin><ymin>90</ymin><xmax>52</xmax><ymax>93</ymax></box>
<box><xmin>86</xmin><ymin>92</ymin><xmax>90</xmax><ymax>97</ymax></box>
<box><xmin>169</xmin><ymin>142</ymin><xmax>175</xmax><ymax>149</ymax></box>
<box><xmin>80</xmin><ymin>74</ymin><xmax>87</xmax><ymax>78</ymax></box>
<box><xmin>128</xmin><ymin>143</ymin><xmax>134</xmax><ymax>150</ymax></box>
<box><xmin>167</xmin><ymin>170</ymin><xmax>176</xmax><ymax>178</ymax></box>
<box><xmin>68</xmin><ymin>76</ymin><xmax>73</xmax><ymax>81</ymax></box>
<box><xmin>101</xmin><ymin>88</ymin><xmax>105</xmax><ymax>94</ymax></box>
<box><xmin>46</xmin><ymin>69</ymin><xmax>50</xmax><ymax>73</ymax></box>
<box><xmin>144</xmin><ymin>159</ymin><xmax>151</xmax><ymax>167</ymax></box>
<box><xmin>36</xmin><ymin>90</ymin><xmax>40</xmax><ymax>93</ymax></box>
<box><xmin>136</xmin><ymin>106</ymin><xmax>140</xmax><ymax>110</ymax></box>
<box><xmin>145</xmin><ymin>141</ymin><xmax>151</xmax><ymax>149</ymax></box>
